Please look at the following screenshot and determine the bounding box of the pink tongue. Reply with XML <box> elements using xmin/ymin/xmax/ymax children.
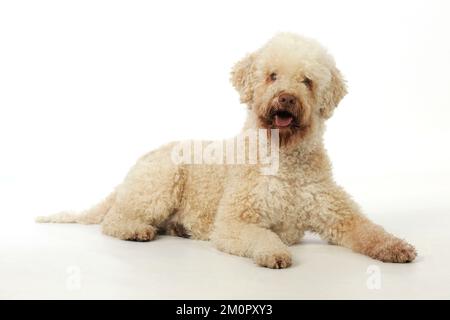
<box><xmin>275</xmin><ymin>115</ymin><xmax>293</xmax><ymax>127</ymax></box>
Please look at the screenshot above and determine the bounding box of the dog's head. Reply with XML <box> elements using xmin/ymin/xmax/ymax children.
<box><xmin>231</xmin><ymin>33</ymin><xmax>347</xmax><ymax>146</ymax></box>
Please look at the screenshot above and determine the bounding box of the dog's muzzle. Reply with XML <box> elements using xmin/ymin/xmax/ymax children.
<box><xmin>270</xmin><ymin>93</ymin><xmax>299</xmax><ymax>128</ymax></box>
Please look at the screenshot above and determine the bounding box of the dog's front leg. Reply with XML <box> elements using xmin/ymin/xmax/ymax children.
<box><xmin>334</xmin><ymin>215</ymin><xmax>417</xmax><ymax>263</ymax></box>
<box><xmin>211</xmin><ymin>220</ymin><xmax>292</xmax><ymax>269</ymax></box>
<box><xmin>313</xmin><ymin>184</ymin><xmax>417</xmax><ymax>263</ymax></box>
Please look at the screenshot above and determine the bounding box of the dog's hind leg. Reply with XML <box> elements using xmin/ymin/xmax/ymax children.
<box><xmin>36</xmin><ymin>191</ymin><xmax>116</xmax><ymax>224</ymax></box>
<box><xmin>101</xmin><ymin>152</ymin><xmax>185</xmax><ymax>242</ymax></box>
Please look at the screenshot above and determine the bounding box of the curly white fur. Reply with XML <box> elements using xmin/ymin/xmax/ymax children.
<box><xmin>37</xmin><ymin>33</ymin><xmax>416</xmax><ymax>268</ymax></box>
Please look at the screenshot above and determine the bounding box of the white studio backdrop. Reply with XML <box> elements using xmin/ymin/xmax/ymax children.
<box><xmin>0</xmin><ymin>0</ymin><xmax>449</xmax><ymax>226</ymax></box>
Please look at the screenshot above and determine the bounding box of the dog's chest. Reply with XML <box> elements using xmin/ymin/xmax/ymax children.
<box><xmin>254</xmin><ymin>168</ymin><xmax>319</xmax><ymax>224</ymax></box>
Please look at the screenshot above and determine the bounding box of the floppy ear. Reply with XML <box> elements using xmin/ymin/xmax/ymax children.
<box><xmin>319</xmin><ymin>67</ymin><xmax>347</xmax><ymax>119</ymax></box>
<box><xmin>230</xmin><ymin>53</ymin><xmax>256</xmax><ymax>105</ymax></box>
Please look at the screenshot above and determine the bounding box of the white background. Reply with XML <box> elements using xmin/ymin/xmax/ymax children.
<box><xmin>1</xmin><ymin>0</ymin><xmax>450</xmax><ymax>299</ymax></box>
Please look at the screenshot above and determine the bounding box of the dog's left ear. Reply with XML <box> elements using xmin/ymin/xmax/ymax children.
<box><xmin>231</xmin><ymin>53</ymin><xmax>256</xmax><ymax>105</ymax></box>
<box><xmin>319</xmin><ymin>66</ymin><xmax>347</xmax><ymax>119</ymax></box>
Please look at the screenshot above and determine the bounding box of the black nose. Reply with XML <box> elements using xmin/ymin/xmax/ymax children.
<box><xmin>278</xmin><ymin>93</ymin><xmax>297</xmax><ymax>108</ymax></box>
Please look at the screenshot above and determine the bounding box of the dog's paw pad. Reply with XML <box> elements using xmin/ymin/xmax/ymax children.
<box><xmin>255</xmin><ymin>251</ymin><xmax>292</xmax><ymax>269</ymax></box>
<box><xmin>372</xmin><ymin>239</ymin><xmax>417</xmax><ymax>263</ymax></box>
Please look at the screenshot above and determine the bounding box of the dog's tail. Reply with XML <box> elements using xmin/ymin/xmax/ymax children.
<box><xmin>35</xmin><ymin>190</ymin><xmax>116</xmax><ymax>224</ymax></box>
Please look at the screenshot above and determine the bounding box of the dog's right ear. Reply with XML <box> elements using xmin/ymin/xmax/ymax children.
<box><xmin>231</xmin><ymin>53</ymin><xmax>256</xmax><ymax>105</ymax></box>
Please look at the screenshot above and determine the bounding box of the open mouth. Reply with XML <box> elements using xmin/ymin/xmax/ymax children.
<box><xmin>273</xmin><ymin>110</ymin><xmax>295</xmax><ymax>128</ymax></box>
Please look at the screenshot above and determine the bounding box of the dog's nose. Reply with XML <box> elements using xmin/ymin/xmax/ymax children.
<box><xmin>278</xmin><ymin>93</ymin><xmax>297</xmax><ymax>108</ymax></box>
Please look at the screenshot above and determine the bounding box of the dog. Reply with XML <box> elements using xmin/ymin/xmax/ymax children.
<box><xmin>37</xmin><ymin>33</ymin><xmax>416</xmax><ymax>268</ymax></box>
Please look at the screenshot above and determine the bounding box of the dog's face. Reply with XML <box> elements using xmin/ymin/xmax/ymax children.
<box><xmin>231</xmin><ymin>33</ymin><xmax>347</xmax><ymax>146</ymax></box>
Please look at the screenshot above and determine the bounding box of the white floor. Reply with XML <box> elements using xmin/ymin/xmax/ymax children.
<box><xmin>1</xmin><ymin>211</ymin><xmax>449</xmax><ymax>299</ymax></box>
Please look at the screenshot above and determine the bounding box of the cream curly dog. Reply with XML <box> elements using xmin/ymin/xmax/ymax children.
<box><xmin>37</xmin><ymin>33</ymin><xmax>416</xmax><ymax>268</ymax></box>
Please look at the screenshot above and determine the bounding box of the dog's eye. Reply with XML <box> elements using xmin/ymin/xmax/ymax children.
<box><xmin>301</xmin><ymin>77</ymin><xmax>313</xmax><ymax>89</ymax></box>
<box><xmin>269</xmin><ymin>72</ymin><xmax>277</xmax><ymax>81</ymax></box>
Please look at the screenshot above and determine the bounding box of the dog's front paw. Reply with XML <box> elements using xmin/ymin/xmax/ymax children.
<box><xmin>254</xmin><ymin>250</ymin><xmax>292</xmax><ymax>269</ymax></box>
<box><xmin>371</xmin><ymin>238</ymin><xmax>417</xmax><ymax>263</ymax></box>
